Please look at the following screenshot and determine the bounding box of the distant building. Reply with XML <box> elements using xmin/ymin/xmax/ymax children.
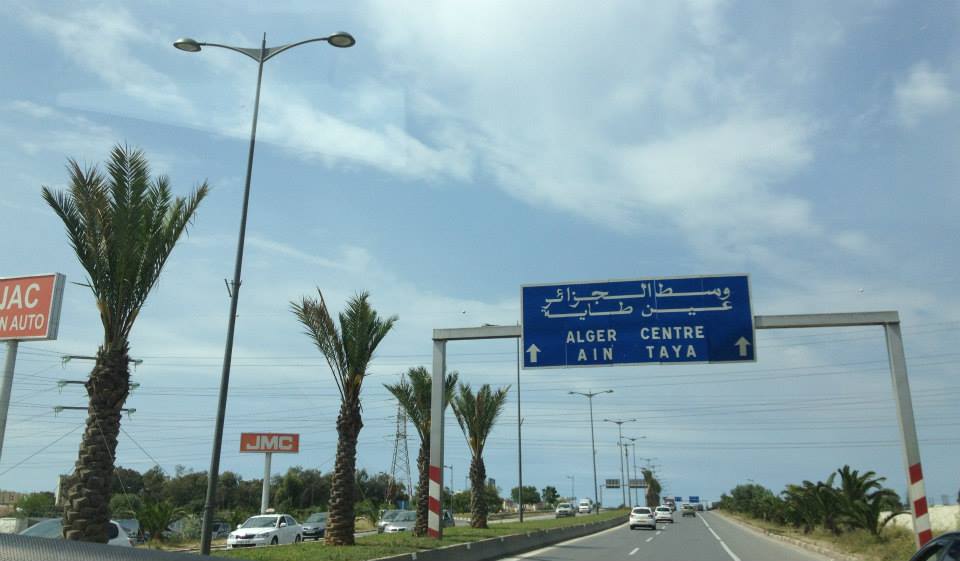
<box><xmin>0</xmin><ymin>490</ymin><xmax>24</xmax><ymax>509</ymax></box>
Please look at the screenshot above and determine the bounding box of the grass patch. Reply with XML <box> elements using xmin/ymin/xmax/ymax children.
<box><xmin>720</xmin><ymin>511</ymin><xmax>924</xmax><ymax>561</ymax></box>
<box><xmin>218</xmin><ymin>510</ymin><xmax>627</xmax><ymax>561</ymax></box>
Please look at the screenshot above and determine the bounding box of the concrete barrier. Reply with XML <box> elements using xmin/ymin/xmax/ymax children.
<box><xmin>374</xmin><ymin>515</ymin><xmax>627</xmax><ymax>561</ymax></box>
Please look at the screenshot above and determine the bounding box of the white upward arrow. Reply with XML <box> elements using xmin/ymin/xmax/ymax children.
<box><xmin>735</xmin><ymin>337</ymin><xmax>751</xmax><ymax>357</ymax></box>
<box><xmin>526</xmin><ymin>344</ymin><xmax>541</xmax><ymax>364</ymax></box>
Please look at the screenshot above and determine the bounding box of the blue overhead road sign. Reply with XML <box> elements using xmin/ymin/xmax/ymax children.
<box><xmin>522</xmin><ymin>274</ymin><xmax>754</xmax><ymax>368</ymax></box>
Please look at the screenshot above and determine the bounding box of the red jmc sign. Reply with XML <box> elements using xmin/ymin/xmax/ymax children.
<box><xmin>0</xmin><ymin>274</ymin><xmax>66</xmax><ymax>341</ymax></box>
<box><xmin>240</xmin><ymin>433</ymin><xmax>300</xmax><ymax>453</ymax></box>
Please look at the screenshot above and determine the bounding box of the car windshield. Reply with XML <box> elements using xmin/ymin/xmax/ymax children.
<box><xmin>380</xmin><ymin>510</ymin><xmax>402</xmax><ymax>522</ymax></box>
<box><xmin>558</xmin><ymin>503</ymin><xmax>572</xmax><ymax>508</ymax></box>
<box><xmin>397</xmin><ymin>512</ymin><xmax>416</xmax><ymax>522</ymax></box>
<box><xmin>242</xmin><ymin>516</ymin><xmax>279</xmax><ymax>528</ymax></box>
<box><xmin>306</xmin><ymin>513</ymin><xmax>327</xmax><ymax>523</ymax></box>
<box><xmin>633</xmin><ymin>508</ymin><xmax>651</xmax><ymax>514</ymax></box>
<box><xmin>656</xmin><ymin>507</ymin><xmax>670</xmax><ymax>511</ymax></box>
<box><xmin>20</xmin><ymin>519</ymin><xmax>62</xmax><ymax>538</ymax></box>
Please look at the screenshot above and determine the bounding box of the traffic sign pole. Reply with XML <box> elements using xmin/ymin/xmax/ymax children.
<box><xmin>885</xmin><ymin>323</ymin><xmax>931</xmax><ymax>548</ymax></box>
<box><xmin>428</xmin><ymin>339</ymin><xmax>446</xmax><ymax>538</ymax></box>
<box><xmin>0</xmin><ymin>340</ymin><xmax>19</xmax><ymax>466</ymax></box>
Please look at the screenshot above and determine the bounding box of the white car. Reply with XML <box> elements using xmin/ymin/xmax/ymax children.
<box><xmin>377</xmin><ymin>510</ymin><xmax>406</xmax><ymax>533</ymax></box>
<box><xmin>577</xmin><ymin>499</ymin><xmax>594</xmax><ymax>513</ymax></box>
<box><xmin>227</xmin><ymin>514</ymin><xmax>302</xmax><ymax>548</ymax></box>
<box><xmin>382</xmin><ymin>511</ymin><xmax>417</xmax><ymax>533</ymax></box>
<box><xmin>19</xmin><ymin>518</ymin><xmax>133</xmax><ymax>547</ymax></box>
<box><xmin>629</xmin><ymin>507</ymin><xmax>657</xmax><ymax>530</ymax></box>
<box><xmin>555</xmin><ymin>502</ymin><xmax>576</xmax><ymax>518</ymax></box>
<box><xmin>655</xmin><ymin>505</ymin><xmax>674</xmax><ymax>523</ymax></box>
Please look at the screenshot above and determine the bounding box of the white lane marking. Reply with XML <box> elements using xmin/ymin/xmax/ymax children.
<box><xmin>700</xmin><ymin>514</ymin><xmax>742</xmax><ymax>561</ymax></box>
<box><xmin>498</xmin><ymin>522</ymin><xmax>626</xmax><ymax>560</ymax></box>
<box><xmin>719</xmin><ymin>540</ymin><xmax>743</xmax><ymax>561</ymax></box>
<box><xmin>656</xmin><ymin>530</ymin><xmax>662</xmax><ymax>535</ymax></box>
<box><xmin>630</xmin><ymin>546</ymin><xmax>640</xmax><ymax>554</ymax></box>
<box><xmin>645</xmin><ymin>537</ymin><xmax>654</xmax><ymax>543</ymax></box>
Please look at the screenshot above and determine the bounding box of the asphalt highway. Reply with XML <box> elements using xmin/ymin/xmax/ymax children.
<box><xmin>497</xmin><ymin>511</ymin><xmax>829</xmax><ymax>561</ymax></box>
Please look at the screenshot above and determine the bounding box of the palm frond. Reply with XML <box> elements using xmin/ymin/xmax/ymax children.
<box><xmin>42</xmin><ymin>145</ymin><xmax>209</xmax><ymax>346</ymax></box>
<box><xmin>292</xmin><ymin>290</ymin><xmax>396</xmax><ymax>405</ymax></box>
<box><xmin>451</xmin><ymin>383</ymin><xmax>510</xmax><ymax>458</ymax></box>
<box><xmin>384</xmin><ymin>366</ymin><xmax>458</xmax><ymax>440</ymax></box>
<box><xmin>291</xmin><ymin>290</ymin><xmax>348</xmax><ymax>400</ymax></box>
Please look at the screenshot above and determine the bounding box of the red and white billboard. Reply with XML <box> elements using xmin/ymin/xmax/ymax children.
<box><xmin>240</xmin><ymin>433</ymin><xmax>299</xmax><ymax>453</ymax></box>
<box><xmin>0</xmin><ymin>274</ymin><xmax>66</xmax><ymax>341</ymax></box>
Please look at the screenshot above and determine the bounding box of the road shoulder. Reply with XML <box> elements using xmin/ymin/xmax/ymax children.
<box><xmin>709</xmin><ymin>510</ymin><xmax>863</xmax><ymax>561</ymax></box>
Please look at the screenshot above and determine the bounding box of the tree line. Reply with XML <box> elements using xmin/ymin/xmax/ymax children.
<box><xmin>717</xmin><ymin>465</ymin><xmax>906</xmax><ymax>536</ymax></box>
<box><xmin>38</xmin><ymin>145</ymin><xmax>515</xmax><ymax>545</ymax></box>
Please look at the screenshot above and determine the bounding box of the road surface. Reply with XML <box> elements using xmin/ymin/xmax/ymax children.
<box><xmin>497</xmin><ymin>511</ymin><xmax>829</xmax><ymax>561</ymax></box>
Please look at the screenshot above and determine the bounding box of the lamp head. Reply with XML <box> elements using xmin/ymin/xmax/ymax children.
<box><xmin>327</xmin><ymin>32</ymin><xmax>356</xmax><ymax>48</ymax></box>
<box><xmin>173</xmin><ymin>38</ymin><xmax>202</xmax><ymax>52</ymax></box>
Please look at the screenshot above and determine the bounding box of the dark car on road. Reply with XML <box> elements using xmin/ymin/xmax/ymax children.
<box><xmin>908</xmin><ymin>532</ymin><xmax>960</xmax><ymax>561</ymax></box>
<box><xmin>301</xmin><ymin>512</ymin><xmax>327</xmax><ymax>540</ymax></box>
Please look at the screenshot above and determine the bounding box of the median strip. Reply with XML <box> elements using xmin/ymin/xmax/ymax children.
<box><xmin>219</xmin><ymin>510</ymin><xmax>628</xmax><ymax>561</ymax></box>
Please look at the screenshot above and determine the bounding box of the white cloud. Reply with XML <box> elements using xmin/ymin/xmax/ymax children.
<box><xmin>18</xmin><ymin>5</ymin><xmax>191</xmax><ymax>116</ymax></box>
<box><xmin>254</xmin><ymin>93</ymin><xmax>474</xmax><ymax>181</ymax></box>
<box><xmin>895</xmin><ymin>62</ymin><xmax>954</xmax><ymax>127</ymax></box>
<box><xmin>360</xmin><ymin>0</ymin><xmax>872</xmax><ymax>270</ymax></box>
<box><xmin>3</xmin><ymin>100</ymin><xmax>116</xmax><ymax>158</ymax></box>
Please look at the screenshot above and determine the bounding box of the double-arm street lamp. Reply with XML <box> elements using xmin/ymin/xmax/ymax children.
<box><xmin>173</xmin><ymin>31</ymin><xmax>355</xmax><ymax>556</ymax></box>
<box><xmin>569</xmin><ymin>390</ymin><xmax>612</xmax><ymax>513</ymax></box>
<box><xmin>603</xmin><ymin>418</ymin><xmax>636</xmax><ymax>508</ymax></box>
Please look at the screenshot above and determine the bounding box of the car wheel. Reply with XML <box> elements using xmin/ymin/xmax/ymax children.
<box><xmin>295</xmin><ymin>535</ymin><xmax>302</xmax><ymax>544</ymax></box>
<box><xmin>271</xmin><ymin>536</ymin><xmax>279</xmax><ymax>545</ymax></box>
<box><xmin>629</xmin><ymin>525</ymin><xmax>635</xmax><ymax>530</ymax></box>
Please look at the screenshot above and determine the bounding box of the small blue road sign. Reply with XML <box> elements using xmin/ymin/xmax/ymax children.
<box><xmin>522</xmin><ymin>275</ymin><xmax>754</xmax><ymax>368</ymax></box>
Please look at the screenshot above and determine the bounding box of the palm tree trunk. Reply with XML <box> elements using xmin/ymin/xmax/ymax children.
<box><xmin>325</xmin><ymin>398</ymin><xmax>362</xmax><ymax>546</ymax></box>
<box><xmin>62</xmin><ymin>345</ymin><xmax>130</xmax><ymax>542</ymax></box>
<box><xmin>469</xmin><ymin>456</ymin><xmax>488</xmax><ymax>528</ymax></box>
<box><xmin>414</xmin><ymin>440</ymin><xmax>429</xmax><ymax>536</ymax></box>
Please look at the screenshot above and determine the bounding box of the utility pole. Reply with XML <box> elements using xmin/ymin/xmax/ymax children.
<box><xmin>569</xmin><ymin>390</ymin><xmax>612</xmax><ymax>514</ymax></box>
<box><xmin>604</xmin><ymin>418</ymin><xmax>635</xmax><ymax>508</ymax></box>
<box><xmin>566</xmin><ymin>474</ymin><xmax>575</xmax><ymax>501</ymax></box>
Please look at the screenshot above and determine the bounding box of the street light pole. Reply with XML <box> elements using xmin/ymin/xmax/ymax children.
<box><xmin>604</xmin><ymin>418</ymin><xmax>635</xmax><ymax>508</ymax></box>
<box><xmin>626</xmin><ymin>437</ymin><xmax>646</xmax><ymax>506</ymax></box>
<box><xmin>173</xmin><ymin>31</ymin><xmax>354</xmax><ymax>556</ymax></box>
<box><xmin>444</xmin><ymin>465</ymin><xmax>454</xmax><ymax>510</ymax></box>
<box><xmin>566</xmin><ymin>474</ymin><xmax>575</xmax><ymax>501</ymax></box>
<box><xmin>569</xmin><ymin>390</ymin><xmax>612</xmax><ymax>513</ymax></box>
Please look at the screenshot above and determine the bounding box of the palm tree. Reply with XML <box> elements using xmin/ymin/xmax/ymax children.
<box><xmin>836</xmin><ymin>465</ymin><xmax>903</xmax><ymax>535</ymax></box>
<box><xmin>782</xmin><ymin>482</ymin><xmax>819</xmax><ymax>533</ymax></box>
<box><xmin>451</xmin><ymin>383</ymin><xmax>510</xmax><ymax>528</ymax></box>
<box><xmin>291</xmin><ymin>290</ymin><xmax>396</xmax><ymax>545</ymax></box>
<box><xmin>641</xmin><ymin>468</ymin><xmax>661</xmax><ymax>508</ymax></box>
<box><xmin>42</xmin><ymin>145</ymin><xmax>208</xmax><ymax>542</ymax></box>
<box><xmin>384</xmin><ymin>367</ymin><xmax>458</xmax><ymax>536</ymax></box>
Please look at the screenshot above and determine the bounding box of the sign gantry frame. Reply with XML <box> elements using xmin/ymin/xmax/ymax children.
<box><xmin>426</xmin><ymin>311</ymin><xmax>931</xmax><ymax>549</ymax></box>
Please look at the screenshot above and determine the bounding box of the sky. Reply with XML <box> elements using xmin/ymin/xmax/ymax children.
<box><xmin>1</xmin><ymin>1</ymin><xmax>958</xmax><ymax>508</ymax></box>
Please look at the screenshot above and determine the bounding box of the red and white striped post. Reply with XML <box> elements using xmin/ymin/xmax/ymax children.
<box><xmin>428</xmin><ymin>339</ymin><xmax>446</xmax><ymax>538</ymax></box>
<box><xmin>908</xmin><ymin>463</ymin><xmax>932</xmax><ymax>545</ymax></box>
<box><xmin>884</xmin><ymin>322</ymin><xmax>932</xmax><ymax>547</ymax></box>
